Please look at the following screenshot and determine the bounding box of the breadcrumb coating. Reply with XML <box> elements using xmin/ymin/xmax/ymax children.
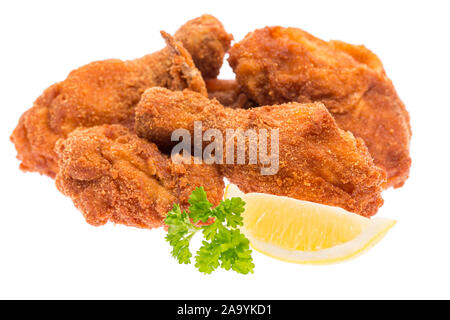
<box><xmin>135</xmin><ymin>88</ymin><xmax>386</xmax><ymax>216</ymax></box>
<box><xmin>55</xmin><ymin>125</ymin><xmax>224</xmax><ymax>229</ymax></box>
<box><xmin>228</xmin><ymin>27</ymin><xmax>411</xmax><ymax>188</ymax></box>
<box><xmin>11</xmin><ymin>15</ymin><xmax>231</xmax><ymax>178</ymax></box>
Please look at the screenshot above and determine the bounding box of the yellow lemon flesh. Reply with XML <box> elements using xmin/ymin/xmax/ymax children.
<box><xmin>224</xmin><ymin>184</ymin><xmax>396</xmax><ymax>264</ymax></box>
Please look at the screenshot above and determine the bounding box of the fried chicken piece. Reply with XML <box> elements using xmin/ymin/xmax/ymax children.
<box><xmin>228</xmin><ymin>27</ymin><xmax>411</xmax><ymax>188</ymax></box>
<box><xmin>135</xmin><ymin>88</ymin><xmax>385</xmax><ymax>217</ymax></box>
<box><xmin>174</xmin><ymin>15</ymin><xmax>233</xmax><ymax>78</ymax></box>
<box><xmin>11</xmin><ymin>15</ymin><xmax>232</xmax><ymax>178</ymax></box>
<box><xmin>205</xmin><ymin>79</ymin><xmax>255</xmax><ymax>109</ymax></box>
<box><xmin>55</xmin><ymin>124</ymin><xmax>224</xmax><ymax>229</ymax></box>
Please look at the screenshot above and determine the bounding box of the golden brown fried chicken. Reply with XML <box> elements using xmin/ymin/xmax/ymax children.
<box><xmin>135</xmin><ymin>88</ymin><xmax>386</xmax><ymax>217</ymax></box>
<box><xmin>11</xmin><ymin>15</ymin><xmax>231</xmax><ymax>178</ymax></box>
<box><xmin>174</xmin><ymin>15</ymin><xmax>233</xmax><ymax>78</ymax></box>
<box><xmin>228</xmin><ymin>27</ymin><xmax>411</xmax><ymax>188</ymax></box>
<box><xmin>55</xmin><ymin>125</ymin><xmax>224</xmax><ymax>229</ymax></box>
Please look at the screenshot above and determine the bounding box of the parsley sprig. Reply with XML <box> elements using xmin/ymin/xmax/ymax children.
<box><xmin>164</xmin><ymin>187</ymin><xmax>254</xmax><ymax>274</ymax></box>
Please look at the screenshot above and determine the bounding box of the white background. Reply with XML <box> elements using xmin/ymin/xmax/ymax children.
<box><xmin>1</xmin><ymin>0</ymin><xmax>449</xmax><ymax>299</ymax></box>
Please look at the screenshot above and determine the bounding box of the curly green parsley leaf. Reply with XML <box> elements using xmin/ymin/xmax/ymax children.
<box><xmin>164</xmin><ymin>187</ymin><xmax>254</xmax><ymax>274</ymax></box>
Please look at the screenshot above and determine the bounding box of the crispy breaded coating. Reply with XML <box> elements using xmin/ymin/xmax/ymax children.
<box><xmin>55</xmin><ymin>125</ymin><xmax>224</xmax><ymax>229</ymax></box>
<box><xmin>174</xmin><ymin>14</ymin><xmax>233</xmax><ymax>78</ymax></box>
<box><xmin>135</xmin><ymin>88</ymin><xmax>386</xmax><ymax>217</ymax></box>
<box><xmin>11</xmin><ymin>15</ymin><xmax>231</xmax><ymax>178</ymax></box>
<box><xmin>228</xmin><ymin>27</ymin><xmax>411</xmax><ymax>188</ymax></box>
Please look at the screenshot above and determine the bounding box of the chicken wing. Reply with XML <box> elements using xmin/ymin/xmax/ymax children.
<box><xmin>135</xmin><ymin>88</ymin><xmax>386</xmax><ymax>217</ymax></box>
<box><xmin>228</xmin><ymin>27</ymin><xmax>411</xmax><ymax>188</ymax></box>
<box><xmin>11</xmin><ymin>15</ymin><xmax>231</xmax><ymax>178</ymax></box>
<box><xmin>55</xmin><ymin>124</ymin><xmax>224</xmax><ymax>229</ymax></box>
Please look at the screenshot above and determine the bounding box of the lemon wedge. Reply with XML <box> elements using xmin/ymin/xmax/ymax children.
<box><xmin>224</xmin><ymin>184</ymin><xmax>396</xmax><ymax>264</ymax></box>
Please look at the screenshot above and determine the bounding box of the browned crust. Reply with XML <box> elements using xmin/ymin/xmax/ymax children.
<box><xmin>55</xmin><ymin>124</ymin><xmax>224</xmax><ymax>229</ymax></box>
<box><xmin>135</xmin><ymin>88</ymin><xmax>386</xmax><ymax>216</ymax></box>
<box><xmin>228</xmin><ymin>27</ymin><xmax>411</xmax><ymax>188</ymax></box>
